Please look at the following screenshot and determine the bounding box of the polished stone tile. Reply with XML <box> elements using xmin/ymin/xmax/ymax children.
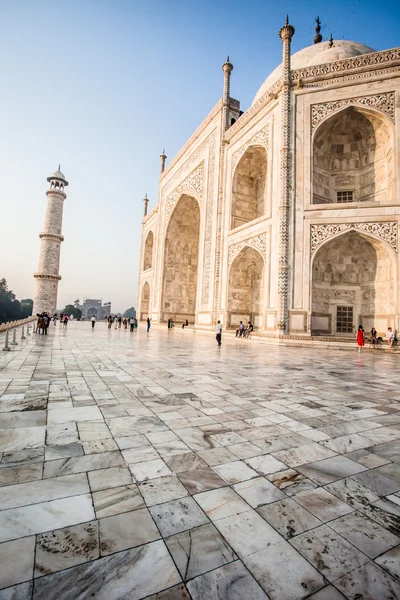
<box><xmin>214</xmin><ymin>509</ymin><xmax>283</xmax><ymax>558</ymax></box>
<box><xmin>227</xmin><ymin>441</ymin><xmax>264</xmax><ymax>459</ymax></box>
<box><xmin>139</xmin><ymin>476</ymin><xmax>189</xmax><ymax>506</ymax></box>
<box><xmin>82</xmin><ymin>438</ymin><xmax>118</xmax><ymax>454</ymax></box>
<box><xmin>35</xmin><ymin>521</ymin><xmax>99</xmax><ymax>577</ymax></box>
<box><xmin>175</xmin><ymin>428</ymin><xmax>220</xmax><ymax>451</ymax></box>
<box><xmin>244</xmin><ymin>454</ymin><xmax>288</xmax><ymax>475</ymax></box>
<box><xmin>45</xmin><ymin>443</ymin><xmax>83</xmax><ymax>461</ymax></box>
<box><xmin>177</xmin><ymin>468</ymin><xmax>227</xmax><ymax>494</ymax></box>
<box><xmin>0</xmin><ymin>463</ymin><xmax>43</xmax><ymax>487</ymax></box>
<box><xmin>273</xmin><ymin>443</ymin><xmax>337</xmax><ymax>468</ymax></box>
<box><xmin>243</xmin><ymin>540</ymin><xmax>325</xmax><ymax>600</ymax></box>
<box><xmin>328</xmin><ymin>511</ymin><xmax>400</xmax><ymax>558</ymax></box>
<box><xmin>93</xmin><ymin>484</ymin><xmax>145</xmax><ymax>518</ymax></box>
<box><xmin>194</xmin><ymin>487</ymin><xmax>249</xmax><ymax>521</ymax></box>
<box><xmin>32</xmin><ymin>540</ymin><xmax>181</xmax><ymax>600</ymax></box>
<box><xmin>47</xmin><ymin>406</ymin><xmax>103</xmax><ymax>425</ymax></box>
<box><xmin>351</xmin><ymin>470</ymin><xmax>400</xmax><ymax>496</ymax></box>
<box><xmin>129</xmin><ymin>458</ymin><xmax>172</xmax><ymax>482</ymax></box>
<box><xmin>0</xmin><ymin>537</ymin><xmax>35</xmax><ymax>589</ymax></box>
<box><xmin>233</xmin><ymin>476</ymin><xmax>285</xmax><ymax>508</ymax></box>
<box><xmin>290</xmin><ymin>524</ymin><xmax>369</xmax><ymax>582</ymax></box>
<box><xmin>0</xmin><ymin>581</ymin><xmax>33</xmax><ymax>599</ymax></box>
<box><xmin>213</xmin><ymin>461</ymin><xmax>258</xmax><ymax>484</ymax></box>
<box><xmin>43</xmin><ymin>451</ymin><xmax>124</xmax><ymax>479</ymax></box>
<box><xmin>150</xmin><ymin>497</ymin><xmax>209</xmax><ymax>537</ymax></box>
<box><xmin>0</xmin><ymin>473</ymin><xmax>88</xmax><ymax>511</ymax></box>
<box><xmin>187</xmin><ymin>560</ymin><xmax>268</xmax><ymax>600</ymax></box>
<box><xmin>88</xmin><ymin>466</ymin><xmax>133</xmax><ymax>491</ymax></box>
<box><xmin>99</xmin><ymin>508</ymin><xmax>160</xmax><ymax>555</ymax></box>
<box><xmin>122</xmin><ymin>446</ymin><xmax>160</xmax><ymax>464</ymax></box>
<box><xmin>165</xmin><ymin>522</ymin><xmax>236</xmax><ymax>580</ymax></box>
<box><xmin>334</xmin><ymin>560</ymin><xmax>400</xmax><ymax>600</ymax></box>
<box><xmin>258</xmin><ymin>498</ymin><xmax>322</xmax><ymax>539</ymax></box>
<box><xmin>266</xmin><ymin>468</ymin><xmax>317</xmax><ymax>496</ymax></box>
<box><xmin>196</xmin><ymin>447</ymin><xmax>237</xmax><ymax>466</ymax></box>
<box><xmin>164</xmin><ymin>452</ymin><xmax>208</xmax><ymax>474</ymax></box>
<box><xmin>375</xmin><ymin>545</ymin><xmax>400</xmax><ymax>582</ymax></box>
<box><xmin>306</xmin><ymin>586</ymin><xmax>346</xmax><ymax>600</ymax></box>
<box><xmin>296</xmin><ymin>456</ymin><xmax>367</xmax><ymax>486</ymax></box>
<box><xmin>46</xmin><ymin>424</ymin><xmax>78</xmax><ymax>446</ymax></box>
<box><xmin>0</xmin><ymin>494</ymin><xmax>95</xmax><ymax>543</ymax></box>
<box><xmin>343</xmin><ymin>449</ymin><xmax>391</xmax><ymax>469</ymax></box>
<box><xmin>77</xmin><ymin>421</ymin><xmax>111</xmax><ymax>441</ymax></box>
<box><xmin>0</xmin><ymin>427</ymin><xmax>45</xmax><ymax>452</ymax></box>
<box><xmin>295</xmin><ymin>488</ymin><xmax>354</xmax><ymax>522</ymax></box>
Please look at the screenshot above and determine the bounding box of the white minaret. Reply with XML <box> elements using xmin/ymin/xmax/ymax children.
<box><xmin>33</xmin><ymin>167</ymin><xmax>68</xmax><ymax>315</ymax></box>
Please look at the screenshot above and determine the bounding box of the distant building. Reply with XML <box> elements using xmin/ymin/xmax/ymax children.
<box><xmin>74</xmin><ymin>298</ymin><xmax>111</xmax><ymax>319</ymax></box>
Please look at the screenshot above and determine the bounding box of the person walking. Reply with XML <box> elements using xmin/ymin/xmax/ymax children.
<box><xmin>53</xmin><ymin>314</ymin><xmax>57</xmax><ymax>326</ymax></box>
<box><xmin>216</xmin><ymin>320</ymin><xmax>222</xmax><ymax>346</ymax></box>
<box><xmin>147</xmin><ymin>317</ymin><xmax>151</xmax><ymax>332</ymax></box>
<box><xmin>114</xmin><ymin>316</ymin><xmax>118</xmax><ymax>330</ymax></box>
<box><xmin>129</xmin><ymin>317</ymin><xmax>134</xmax><ymax>332</ymax></box>
<box><xmin>118</xmin><ymin>316</ymin><xmax>122</xmax><ymax>329</ymax></box>
<box><xmin>107</xmin><ymin>316</ymin><xmax>112</xmax><ymax>329</ymax></box>
<box><xmin>63</xmin><ymin>315</ymin><xmax>68</xmax><ymax>327</ymax></box>
<box><xmin>357</xmin><ymin>325</ymin><xmax>365</xmax><ymax>353</ymax></box>
<box><xmin>43</xmin><ymin>313</ymin><xmax>49</xmax><ymax>335</ymax></box>
<box><xmin>123</xmin><ymin>317</ymin><xmax>128</xmax><ymax>330</ymax></box>
<box><xmin>91</xmin><ymin>315</ymin><xmax>96</xmax><ymax>329</ymax></box>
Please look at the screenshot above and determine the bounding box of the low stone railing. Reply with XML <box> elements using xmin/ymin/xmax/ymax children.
<box><xmin>1</xmin><ymin>316</ymin><xmax>37</xmax><ymax>351</ymax></box>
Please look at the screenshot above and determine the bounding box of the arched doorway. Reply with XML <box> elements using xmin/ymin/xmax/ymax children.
<box><xmin>227</xmin><ymin>246</ymin><xmax>264</xmax><ymax>329</ymax></box>
<box><xmin>162</xmin><ymin>195</ymin><xmax>200</xmax><ymax>323</ymax></box>
<box><xmin>231</xmin><ymin>146</ymin><xmax>268</xmax><ymax>229</ymax></box>
<box><xmin>313</xmin><ymin>107</ymin><xmax>394</xmax><ymax>205</ymax></box>
<box><xmin>141</xmin><ymin>282</ymin><xmax>150</xmax><ymax>320</ymax></box>
<box><xmin>311</xmin><ymin>231</ymin><xmax>395</xmax><ymax>336</ymax></box>
<box><xmin>143</xmin><ymin>231</ymin><xmax>154</xmax><ymax>270</ymax></box>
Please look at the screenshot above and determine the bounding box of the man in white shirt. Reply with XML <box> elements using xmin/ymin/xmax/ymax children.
<box><xmin>91</xmin><ymin>315</ymin><xmax>96</xmax><ymax>328</ymax></box>
<box><xmin>130</xmin><ymin>317</ymin><xmax>135</xmax><ymax>332</ymax></box>
<box><xmin>216</xmin><ymin>320</ymin><xmax>222</xmax><ymax>346</ymax></box>
<box><xmin>386</xmin><ymin>327</ymin><xmax>395</xmax><ymax>348</ymax></box>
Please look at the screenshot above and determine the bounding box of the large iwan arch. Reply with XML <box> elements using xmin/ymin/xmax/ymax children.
<box><xmin>313</xmin><ymin>106</ymin><xmax>394</xmax><ymax>205</ymax></box>
<box><xmin>162</xmin><ymin>194</ymin><xmax>200</xmax><ymax>323</ymax></box>
<box><xmin>231</xmin><ymin>146</ymin><xmax>268</xmax><ymax>229</ymax></box>
<box><xmin>227</xmin><ymin>246</ymin><xmax>265</xmax><ymax>329</ymax></box>
<box><xmin>311</xmin><ymin>230</ymin><xmax>395</xmax><ymax>336</ymax></box>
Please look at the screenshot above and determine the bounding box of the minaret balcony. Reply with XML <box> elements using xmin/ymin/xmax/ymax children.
<box><xmin>46</xmin><ymin>189</ymin><xmax>66</xmax><ymax>199</ymax></box>
<box><xmin>34</xmin><ymin>273</ymin><xmax>62</xmax><ymax>281</ymax></box>
<box><xmin>39</xmin><ymin>232</ymin><xmax>64</xmax><ymax>242</ymax></box>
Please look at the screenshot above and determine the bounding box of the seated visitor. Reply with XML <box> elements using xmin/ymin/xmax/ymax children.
<box><xmin>386</xmin><ymin>327</ymin><xmax>395</xmax><ymax>348</ymax></box>
<box><xmin>182</xmin><ymin>319</ymin><xmax>189</xmax><ymax>329</ymax></box>
<box><xmin>236</xmin><ymin>321</ymin><xmax>244</xmax><ymax>337</ymax></box>
<box><xmin>370</xmin><ymin>327</ymin><xmax>378</xmax><ymax>347</ymax></box>
<box><xmin>245</xmin><ymin>322</ymin><xmax>254</xmax><ymax>337</ymax></box>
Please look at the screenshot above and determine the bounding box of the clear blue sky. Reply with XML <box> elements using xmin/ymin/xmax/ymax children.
<box><xmin>1</xmin><ymin>0</ymin><xmax>398</xmax><ymax>312</ymax></box>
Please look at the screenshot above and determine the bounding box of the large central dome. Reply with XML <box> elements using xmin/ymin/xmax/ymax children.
<box><xmin>252</xmin><ymin>40</ymin><xmax>376</xmax><ymax>104</ymax></box>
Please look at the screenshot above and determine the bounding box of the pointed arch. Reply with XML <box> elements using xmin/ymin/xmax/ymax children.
<box><xmin>312</xmin><ymin>106</ymin><xmax>395</xmax><ymax>205</ymax></box>
<box><xmin>143</xmin><ymin>231</ymin><xmax>154</xmax><ymax>271</ymax></box>
<box><xmin>162</xmin><ymin>194</ymin><xmax>200</xmax><ymax>323</ymax></box>
<box><xmin>227</xmin><ymin>245</ymin><xmax>265</xmax><ymax>329</ymax></box>
<box><xmin>140</xmin><ymin>282</ymin><xmax>150</xmax><ymax>320</ymax></box>
<box><xmin>231</xmin><ymin>145</ymin><xmax>268</xmax><ymax>229</ymax></box>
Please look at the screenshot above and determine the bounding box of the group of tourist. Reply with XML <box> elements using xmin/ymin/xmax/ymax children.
<box><xmin>357</xmin><ymin>325</ymin><xmax>396</xmax><ymax>352</ymax></box>
<box><xmin>235</xmin><ymin>321</ymin><xmax>254</xmax><ymax>338</ymax></box>
<box><xmin>102</xmin><ymin>315</ymin><xmax>139</xmax><ymax>332</ymax></box>
<box><xmin>35</xmin><ymin>312</ymin><xmax>50</xmax><ymax>334</ymax></box>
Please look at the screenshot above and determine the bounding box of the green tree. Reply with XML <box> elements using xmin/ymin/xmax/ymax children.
<box><xmin>123</xmin><ymin>307</ymin><xmax>136</xmax><ymax>318</ymax></box>
<box><xmin>0</xmin><ymin>279</ymin><xmax>22</xmax><ymax>323</ymax></box>
<box><xmin>62</xmin><ymin>304</ymin><xmax>82</xmax><ymax>319</ymax></box>
<box><xmin>20</xmin><ymin>299</ymin><xmax>33</xmax><ymax>318</ymax></box>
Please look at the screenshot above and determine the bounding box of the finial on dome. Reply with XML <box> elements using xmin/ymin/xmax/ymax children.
<box><xmin>314</xmin><ymin>16</ymin><xmax>322</xmax><ymax>44</ymax></box>
<box><xmin>328</xmin><ymin>33</ymin><xmax>334</xmax><ymax>48</ymax></box>
<box><xmin>285</xmin><ymin>14</ymin><xmax>289</xmax><ymax>25</ymax></box>
<box><xmin>58</xmin><ymin>164</ymin><xmax>61</xmax><ymax>171</ymax></box>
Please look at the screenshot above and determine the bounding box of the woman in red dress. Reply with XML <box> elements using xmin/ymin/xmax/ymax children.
<box><xmin>357</xmin><ymin>325</ymin><xmax>365</xmax><ymax>353</ymax></box>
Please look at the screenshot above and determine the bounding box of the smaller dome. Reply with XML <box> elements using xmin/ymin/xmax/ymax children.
<box><xmin>47</xmin><ymin>166</ymin><xmax>68</xmax><ymax>185</ymax></box>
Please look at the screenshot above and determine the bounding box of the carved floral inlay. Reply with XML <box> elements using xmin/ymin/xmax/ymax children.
<box><xmin>164</xmin><ymin>163</ymin><xmax>204</xmax><ymax>225</ymax></box>
<box><xmin>311</xmin><ymin>222</ymin><xmax>398</xmax><ymax>254</ymax></box>
<box><xmin>311</xmin><ymin>92</ymin><xmax>395</xmax><ymax>131</ymax></box>
<box><xmin>232</xmin><ymin>126</ymin><xmax>269</xmax><ymax>171</ymax></box>
<box><xmin>228</xmin><ymin>233</ymin><xmax>268</xmax><ymax>267</ymax></box>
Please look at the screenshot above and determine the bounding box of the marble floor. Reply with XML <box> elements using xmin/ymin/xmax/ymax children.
<box><xmin>0</xmin><ymin>322</ymin><xmax>400</xmax><ymax>600</ymax></box>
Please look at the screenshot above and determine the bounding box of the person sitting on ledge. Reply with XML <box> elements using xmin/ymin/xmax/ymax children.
<box><xmin>236</xmin><ymin>321</ymin><xmax>245</xmax><ymax>337</ymax></box>
<box><xmin>182</xmin><ymin>319</ymin><xmax>189</xmax><ymax>329</ymax></box>
<box><xmin>386</xmin><ymin>327</ymin><xmax>395</xmax><ymax>348</ymax></box>
<box><xmin>245</xmin><ymin>322</ymin><xmax>254</xmax><ymax>338</ymax></box>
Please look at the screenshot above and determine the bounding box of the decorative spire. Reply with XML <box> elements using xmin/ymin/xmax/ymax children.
<box><xmin>328</xmin><ymin>33</ymin><xmax>334</xmax><ymax>48</ymax></box>
<box><xmin>314</xmin><ymin>16</ymin><xmax>322</xmax><ymax>44</ymax></box>
<box><xmin>160</xmin><ymin>149</ymin><xmax>167</xmax><ymax>174</ymax></box>
<box><xmin>143</xmin><ymin>193</ymin><xmax>149</xmax><ymax>217</ymax></box>
<box><xmin>279</xmin><ymin>15</ymin><xmax>295</xmax><ymax>41</ymax></box>
<box><xmin>58</xmin><ymin>164</ymin><xmax>61</xmax><ymax>171</ymax></box>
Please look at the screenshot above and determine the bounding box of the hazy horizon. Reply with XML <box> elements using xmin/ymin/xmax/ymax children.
<box><xmin>1</xmin><ymin>0</ymin><xmax>399</xmax><ymax>313</ymax></box>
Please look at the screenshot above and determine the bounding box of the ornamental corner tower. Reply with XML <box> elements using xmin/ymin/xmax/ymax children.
<box><xmin>33</xmin><ymin>167</ymin><xmax>68</xmax><ymax>315</ymax></box>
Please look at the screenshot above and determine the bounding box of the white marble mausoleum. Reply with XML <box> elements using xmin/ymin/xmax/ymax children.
<box><xmin>138</xmin><ymin>18</ymin><xmax>400</xmax><ymax>338</ymax></box>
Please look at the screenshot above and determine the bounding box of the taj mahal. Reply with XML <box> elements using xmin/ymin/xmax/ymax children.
<box><xmin>137</xmin><ymin>17</ymin><xmax>400</xmax><ymax>339</ymax></box>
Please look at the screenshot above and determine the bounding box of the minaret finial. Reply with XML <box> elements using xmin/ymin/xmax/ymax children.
<box><xmin>314</xmin><ymin>16</ymin><xmax>322</xmax><ymax>44</ymax></box>
<box><xmin>286</xmin><ymin>14</ymin><xmax>289</xmax><ymax>25</ymax></box>
<box><xmin>58</xmin><ymin>164</ymin><xmax>60</xmax><ymax>171</ymax></box>
<box><xmin>328</xmin><ymin>33</ymin><xmax>334</xmax><ymax>48</ymax></box>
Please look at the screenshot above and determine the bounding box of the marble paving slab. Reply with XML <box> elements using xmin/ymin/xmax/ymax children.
<box><xmin>0</xmin><ymin>473</ymin><xmax>89</xmax><ymax>510</ymax></box>
<box><xmin>149</xmin><ymin>498</ymin><xmax>209</xmax><ymax>537</ymax></box>
<box><xmin>99</xmin><ymin>508</ymin><xmax>160</xmax><ymax>555</ymax></box>
<box><xmin>258</xmin><ymin>497</ymin><xmax>322</xmax><ymax>539</ymax></box>
<box><xmin>187</xmin><ymin>560</ymin><xmax>269</xmax><ymax>600</ymax></box>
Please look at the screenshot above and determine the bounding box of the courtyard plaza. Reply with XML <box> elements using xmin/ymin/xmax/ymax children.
<box><xmin>0</xmin><ymin>322</ymin><xmax>400</xmax><ymax>600</ymax></box>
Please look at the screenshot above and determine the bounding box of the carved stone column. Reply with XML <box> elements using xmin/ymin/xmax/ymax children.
<box><xmin>277</xmin><ymin>16</ymin><xmax>295</xmax><ymax>333</ymax></box>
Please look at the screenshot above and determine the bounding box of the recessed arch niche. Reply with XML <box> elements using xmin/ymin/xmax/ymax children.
<box><xmin>140</xmin><ymin>282</ymin><xmax>150</xmax><ymax>320</ymax></box>
<box><xmin>227</xmin><ymin>246</ymin><xmax>265</xmax><ymax>329</ymax></box>
<box><xmin>231</xmin><ymin>145</ymin><xmax>268</xmax><ymax>229</ymax></box>
<box><xmin>162</xmin><ymin>194</ymin><xmax>200</xmax><ymax>323</ymax></box>
<box><xmin>313</xmin><ymin>107</ymin><xmax>394</xmax><ymax>205</ymax></box>
<box><xmin>143</xmin><ymin>231</ymin><xmax>154</xmax><ymax>270</ymax></box>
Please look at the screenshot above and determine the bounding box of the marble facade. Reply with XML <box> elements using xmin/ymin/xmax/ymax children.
<box><xmin>138</xmin><ymin>27</ymin><xmax>400</xmax><ymax>338</ymax></box>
